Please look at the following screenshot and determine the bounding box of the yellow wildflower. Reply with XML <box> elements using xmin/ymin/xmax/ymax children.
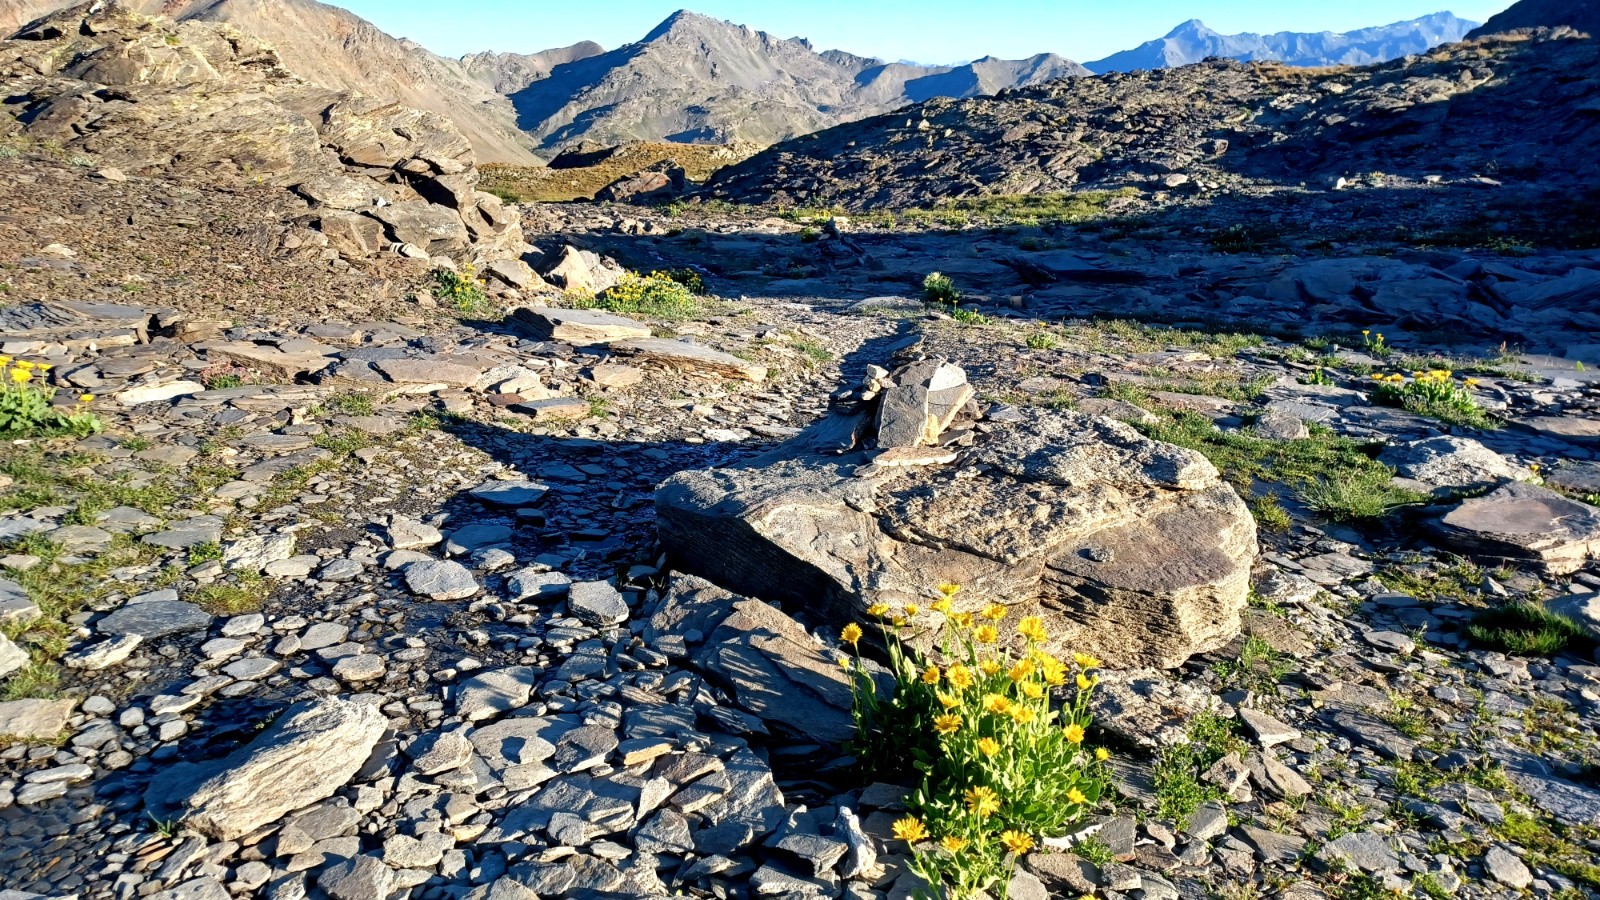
<box><xmin>930</xmin><ymin>598</ymin><xmax>951</xmax><ymax>613</ymax></box>
<box><xmin>866</xmin><ymin>603</ymin><xmax>890</xmax><ymax>618</ymax></box>
<box><xmin>1017</xmin><ymin>616</ymin><xmax>1047</xmax><ymax>643</ymax></box>
<box><xmin>889</xmin><ymin>614</ymin><xmax>907</xmax><ymax>627</ymax></box>
<box><xmin>1064</xmin><ymin>723</ymin><xmax>1086</xmax><ymax>744</ymax></box>
<box><xmin>78</xmin><ymin>394</ymin><xmax>94</xmax><ymax>403</ymax></box>
<box><xmin>1095</xmin><ymin>747</ymin><xmax>1110</xmax><ymax>762</ymax></box>
<box><xmin>904</xmin><ymin>604</ymin><xmax>920</xmax><ymax>617</ymax></box>
<box><xmin>1039</xmin><ymin>656</ymin><xmax>1067</xmax><ymax>686</ymax></box>
<box><xmin>974</xmin><ymin>624</ymin><xmax>999</xmax><ymax>644</ymax></box>
<box><xmin>977</xmin><ymin>737</ymin><xmax>1001</xmax><ymax>757</ymax></box>
<box><xmin>1010</xmin><ymin>705</ymin><xmax>1036</xmax><ymax>725</ymax></box>
<box><xmin>936</xmin><ymin>691</ymin><xmax>960</xmax><ymax>709</ymax></box>
<box><xmin>1362</xmin><ymin>329</ymin><xmax>1371</xmax><ymax>335</ymax></box>
<box><xmin>983</xmin><ymin>694</ymin><xmax>1012</xmax><ymax>715</ymax></box>
<box><xmin>0</xmin><ymin>357</ymin><xmax>9</xmax><ymax>365</ymax></box>
<box><xmin>837</xmin><ymin>657</ymin><xmax>851</xmax><ymax>670</ymax></box>
<box><xmin>979</xmin><ymin>659</ymin><xmax>1002</xmax><ymax>676</ymax></box>
<box><xmin>1008</xmin><ymin>659</ymin><xmax>1034</xmax><ymax>682</ymax></box>
<box><xmin>1000</xmin><ymin>830</ymin><xmax>1034</xmax><ymax>854</ymax></box>
<box><xmin>936</xmin><ymin>582</ymin><xmax>962</xmax><ymax>599</ymax></box>
<box><xmin>14</xmin><ymin>361</ymin><xmax>32</xmax><ymax>370</ymax></box>
<box><xmin>921</xmin><ymin>665</ymin><xmax>941</xmax><ymax>686</ymax></box>
<box><xmin>1072</xmin><ymin>652</ymin><xmax>1101</xmax><ymax>670</ymax></box>
<box><xmin>1067</xmin><ymin>787</ymin><xmax>1088</xmax><ymax>805</ymax></box>
<box><xmin>1020</xmin><ymin>682</ymin><xmax>1044</xmax><ymax>700</ymax></box>
<box><xmin>981</xmin><ymin>603</ymin><xmax>1008</xmax><ymax>621</ymax></box>
<box><xmin>892</xmin><ymin>817</ymin><xmax>929</xmax><ymax>843</ymax></box>
<box><xmin>946</xmin><ymin>664</ymin><xmax>975</xmax><ymax>690</ymax></box>
<box><xmin>933</xmin><ymin>713</ymin><xmax>962</xmax><ymax>735</ymax></box>
<box><xmin>36</xmin><ymin>363</ymin><xmax>51</xmax><ymax>372</ymax></box>
<box><xmin>841</xmin><ymin>623</ymin><xmax>863</xmax><ymax>645</ymax></box>
<box><xmin>940</xmin><ymin>836</ymin><xmax>969</xmax><ymax>853</ymax></box>
<box><xmin>1076</xmin><ymin>672</ymin><xmax>1094</xmax><ymax>690</ymax></box>
<box><xmin>965</xmin><ymin>785</ymin><xmax>1000</xmax><ymax>817</ymax></box>
<box><xmin>950</xmin><ymin>612</ymin><xmax>974</xmax><ymax>628</ymax></box>
<box><xmin>9</xmin><ymin>368</ymin><xmax>29</xmax><ymax>383</ymax></box>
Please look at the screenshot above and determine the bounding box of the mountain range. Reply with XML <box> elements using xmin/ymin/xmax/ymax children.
<box><xmin>503</xmin><ymin>10</ymin><xmax>1091</xmax><ymax>153</ymax></box>
<box><xmin>1</xmin><ymin>3</ymin><xmax>1495</xmax><ymax>165</ymax></box>
<box><xmin>1085</xmin><ymin>12</ymin><xmax>1477</xmax><ymax>73</ymax></box>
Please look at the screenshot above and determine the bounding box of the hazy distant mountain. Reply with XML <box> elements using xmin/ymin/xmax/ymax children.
<box><xmin>3</xmin><ymin>0</ymin><xmax>540</xmax><ymax>164</ymax></box>
<box><xmin>462</xmin><ymin>42</ymin><xmax>606</xmax><ymax>95</ymax></box>
<box><xmin>506</xmin><ymin>9</ymin><xmax>1090</xmax><ymax>156</ymax></box>
<box><xmin>1086</xmin><ymin>12</ymin><xmax>1478</xmax><ymax>73</ymax></box>
<box><xmin>1468</xmin><ymin>0</ymin><xmax>1600</xmax><ymax>37</ymax></box>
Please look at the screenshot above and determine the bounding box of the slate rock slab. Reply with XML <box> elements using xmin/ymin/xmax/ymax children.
<box><xmin>1431</xmin><ymin>482</ymin><xmax>1600</xmax><ymax>575</ymax></box>
<box><xmin>98</xmin><ymin>600</ymin><xmax>213</xmax><ymax>639</ymax></box>
<box><xmin>1548</xmin><ymin>592</ymin><xmax>1600</xmax><ymax>641</ymax></box>
<box><xmin>1378</xmin><ymin>436</ymin><xmax>1532</xmax><ymax>491</ymax></box>
<box><xmin>614</xmin><ymin>338</ymin><xmax>767</xmax><ymax>382</ymax></box>
<box><xmin>0</xmin><ymin>698</ymin><xmax>77</xmax><ymax>740</ymax></box>
<box><xmin>405</xmin><ymin>559</ymin><xmax>479</xmax><ymax>600</ymax></box>
<box><xmin>644</xmin><ymin>576</ymin><xmax>887</xmax><ymax>744</ymax></box>
<box><xmin>146</xmin><ymin>697</ymin><xmax>385</xmax><ymax>840</ymax></box>
<box><xmin>512</xmin><ymin>307</ymin><xmax>651</xmax><ymax>345</ymax></box>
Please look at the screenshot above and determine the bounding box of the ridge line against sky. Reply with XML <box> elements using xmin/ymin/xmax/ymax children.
<box><xmin>328</xmin><ymin>0</ymin><xmax>1518</xmax><ymax>62</ymax></box>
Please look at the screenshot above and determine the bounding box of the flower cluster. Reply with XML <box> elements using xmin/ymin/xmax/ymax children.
<box><xmin>843</xmin><ymin>583</ymin><xmax>1108</xmax><ymax>898</ymax></box>
<box><xmin>1371</xmin><ymin>367</ymin><xmax>1493</xmax><ymax>429</ymax></box>
<box><xmin>0</xmin><ymin>358</ymin><xmax>100</xmax><ymax>438</ymax></box>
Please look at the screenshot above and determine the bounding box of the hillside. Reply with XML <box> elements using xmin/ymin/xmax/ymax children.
<box><xmin>1468</xmin><ymin>0</ymin><xmax>1600</xmax><ymax>36</ymax></box>
<box><xmin>1086</xmin><ymin>12</ymin><xmax>1478</xmax><ymax>72</ymax></box>
<box><xmin>507</xmin><ymin>9</ymin><xmax>1091</xmax><ymax>155</ymax></box>
<box><xmin>705</xmin><ymin>29</ymin><xmax>1600</xmax><ymax>210</ymax></box>
<box><xmin>3</xmin><ymin>0</ymin><xmax>541</xmax><ymax>164</ymax></box>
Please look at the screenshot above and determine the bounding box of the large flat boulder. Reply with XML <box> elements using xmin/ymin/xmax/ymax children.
<box><xmin>656</xmin><ymin>406</ymin><xmax>1257</xmax><ymax>669</ymax></box>
<box><xmin>145</xmin><ymin>697</ymin><xmax>385</xmax><ymax>840</ymax></box>
<box><xmin>1431</xmin><ymin>483</ymin><xmax>1600</xmax><ymax>575</ymax></box>
<box><xmin>511</xmin><ymin>307</ymin><xmax>652</xmax><ymax>345</ymax></box>
<box><xmin>615</xmin><ymin>338</ymin><xmax>767</xmax><ymax>383</ymax></box>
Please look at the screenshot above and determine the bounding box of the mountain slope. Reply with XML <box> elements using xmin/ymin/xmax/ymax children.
<box><xmin>1086</xmin><ymin>12</ymin><xmax>1478</xmax><ymax>73</ymax></box>
<box><xmin>3</xmin><ymin>0</ymin><xmax>541</xmax><ymax>164</ymax></box>
<box><xmin>705</xmin><ymin>30</ymin><xmax>1600</xmax><ymax>210</ymax></box>
<box><xmin>1468</xmin><ymin>0</ymin><xmax>1600</xmax><ymax>37</ymax></box>
<box><xmin>507</xmin><ymin>9</ymin><xmax>1090</xmax><ymax>155</ymax></box>
<box><xmin>461</xmin><ymin>42</ymin><xmax>605</xmax><ymax>95</ymax></box>
<box><xmin>0</xmin><ymin>0</ymin><xmax>67</xmax><ymax>34</ymax></box>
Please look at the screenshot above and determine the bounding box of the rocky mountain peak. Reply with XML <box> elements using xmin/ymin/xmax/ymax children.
<box><xmin>1166</xmin><ymin>18</ymin><xmax>1216</xmax><ymax>37</ymax></box>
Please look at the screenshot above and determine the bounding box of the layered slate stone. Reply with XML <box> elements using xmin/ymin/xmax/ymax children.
<box><xmin>614</xmin><ymin>338</ymin><xmax>768</xmax><ymax>383</ymax></box>
<box><xmin>644</xmin><ymin>576</ymin><xmax>887</xmax><ymax>744</ymax></box>
<box><xmin>145</xmin><ymin>697</ymin><xmax>385</xmax><ymax>840</ymax></box>
<box><xmin>1431</xmin><ymin>483</ymin><xmax>1600</xmax><ymax>575</ymax></box>
<box><xmin>875</xmin><ymin>360</ymin><xmax>973</xmax><ymax>449</ymax></box>
<box><xmin>511</xmin><ymin>307</ymin><xmax>652</xmax><ymax>345</ymax></box>
<box><xmin>657</xmin><ymin>407</ymin><xmax>1257</xmax><ymax>668</ymax></box>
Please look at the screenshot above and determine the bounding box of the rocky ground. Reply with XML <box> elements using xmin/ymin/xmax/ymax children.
<box><xmin>0</xmin><ymin>151</ymin><xmax>1598</xmax><ymax>900</ymax></box>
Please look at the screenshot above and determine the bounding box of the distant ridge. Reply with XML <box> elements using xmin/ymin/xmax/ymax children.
<box><xmin>504</xmin><ymin>9</ymin><xmax>1091</xmax><ymax>156</ymax></box>
<box><xmin>1086</xmin><ymin>12</ymin><xmax>1478</xmax><ymax>73</ymax></box>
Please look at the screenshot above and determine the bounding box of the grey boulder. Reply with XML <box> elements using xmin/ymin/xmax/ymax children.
<box><xmin>657</xmin><ymin>407</ymin><xmax>1256</xmax><ymax>668</ymax></box>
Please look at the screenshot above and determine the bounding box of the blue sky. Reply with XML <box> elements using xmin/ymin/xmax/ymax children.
<box><xmin>330</xmin><ymin>0</ymin><xmax>1518</xmax><ymax>62</ymax></box>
